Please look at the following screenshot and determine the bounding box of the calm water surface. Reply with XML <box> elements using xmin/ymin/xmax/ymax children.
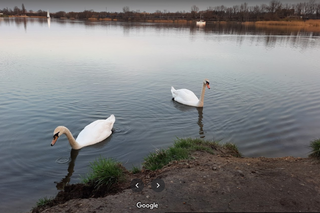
<box><xmin>1</xmin><ymin>18</ymin><xmax>320</xmax><ymax>212</ymax></box>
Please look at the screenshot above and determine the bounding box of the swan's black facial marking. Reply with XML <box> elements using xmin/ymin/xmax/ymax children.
<box><xmin>53</xmin><ymin>132</ymin><xmax>59</xmax><ymax>139</ymax></box>
<box><xmin>51</xmin><ymin>132</ymin><xmax>60</xmax><ymax>146</ymax></box>
<box><xmin>205</xmin><ymin>81</ymin><xmax>210</xmax><ymax>89</ymax></box>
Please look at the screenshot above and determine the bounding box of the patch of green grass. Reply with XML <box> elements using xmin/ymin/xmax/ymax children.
<box><xmin>223</xmin><ymin>142</ymin><xmax>242</xmax><ymax>157</ymax></box>
<box><xmin>143</xmin><ymin>138</ymin><xmax>238</xmax><ymax>171</ymax></box>
<box><xmin>143</xmin><ymin>147</ymin><xmax>190</xmax><ymax>171</ymax></box>
<box><xmin>192</xmin><ymin>145</ymin><xmax>214</xmax><ymax>153</ymax></box>
<box><xmin>173</xmin><ymin>137</ymin><xmax>198</xmax><ymax>149</ymax></box>
<box><xmin>130</xmin><ymin>165</ymin><xmax>141</xmax><ymax>174</ymax></box>
<box><xmin>34</xmin><ymin>196</ymin><xmax>53</xmax><ymax>209</ymax></box>
<box><xmin>173</xmin><ymin>137</ymin><xmax>217</xmax><ymax>154</ymax></box>
<box><xmin>309</xmin><ymin>139</ymin><xmax>320</xmax><ymax>158</ymax></box>
<box><xmin>81</xmin><ymin>157</ymin><xmax>125</xmax><ymax>189</ymax></box>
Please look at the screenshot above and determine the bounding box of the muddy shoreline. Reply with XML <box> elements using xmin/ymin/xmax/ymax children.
<box><xmin>32</xmin><ymin>147</ymin><xmax>320</xmax><ymax>213</ymax></box>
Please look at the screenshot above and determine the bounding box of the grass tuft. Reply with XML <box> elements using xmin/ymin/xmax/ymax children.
<box><xmin>173</xmin><ymin>137</ymin><xmax>217</xmax><ymax>153</ymax></box>
<box><xmin>32</xmin><ymin>196</ymin><xmax>53</xmax><ymax>210</ymax></box>
<box><xmin>37</xmin><ymin>197</ymin><xmax>52</xmax><ymax>207</ymax></box>
<box><xmin>192</xmin><ymin>145</ymin><xmax>214</xmax><ymax>153</ymax></box>
<box><xmin>130</xmin><ymin>165</ymin><xmax>141</xmax><ymax>174</ymax></box>
<box><xmin>309</xmin><ymin>139</ymin><xmax>320</xmax><ymax>158</ymax></box>
<box><xmin>143</xmin><ymin>147</ymin><xmax>190</xmax><ymax>171</ymax></box>
<box><xmin>224</xmin><ymin>143</ymin><xmax>242</xmax><ymax>157</ymax></box>
<box><xmin>143</xmin><ymin>138</ymin><xmax>240</xmax><ymax>171</ymax></box>
<box><xmin>81</xmin><ymin>157</ymin><xmax>125</xmax><ymax>189</ymax></box>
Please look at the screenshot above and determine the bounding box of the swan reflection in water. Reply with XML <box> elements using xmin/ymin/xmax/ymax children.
<box><xmin>54</xmin><ymin>133</ymin><xmax>113</xmax><ymax>190</ymax></box>
<box><xmin>172</xmin><ymin>101</ymin><xmax>205</xmax><ymax>138</ymax></box>
<box><xmin>197</xmin><ymin>107</ymin><xmax>204</xmax><ymax>138</ymax></box>
<box><xmin>55</xmin><ymin>149</ymin><xmax>79</xmax><ymax>190</ymax></box>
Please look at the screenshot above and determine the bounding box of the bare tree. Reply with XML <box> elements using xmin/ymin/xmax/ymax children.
<box><xmin>207</xmin><ymin>6</ymin><xmax>214</xmax><ymax>11</ymax></box>
<box><xmin>268</xmin><ymin>0</ymin><xmax>282</xmax><ymax>13</ymax></box>
<box><xmin>204</xmin><ymin>8</ymin><xmax>213</xmax><ymax>20</ymax></box>
<box><xmin>233</xmin><ymin>5</ymin><xmax>239</xmax><ymax>14</ymax></box>
<box><xmin>123</xmin><ymin>6</ymin><xmax>130</xmax><ymax>13</ymax></box>
<box><xmin>239</xmin><ymin>2</ymin><xmax>248</xmax><ymax>15</ymax></box>
<box><xmin>295</xmin><ymin>3</ymin><xmax>304</xmax><ymax>15</ymax></box>
<box><xmin>22</xmin><ymin>4</ymin><xmax>26</xmax><ymax>14</ymax></box>
<box><xmin>215</xmin><ymin>5</ymin><xmax>225</xmax><ymax>21</ymax></box>
<box><xmin>260</xmin><ymin>4</ymin><xmax>268</xmax><ymax>13</ymax></box>
<box><xmin>253</xmin><ymin>5</ymin><xmax>260</xmax><ymax>14</ymax></box>
<box><xmin>191</xmin><ymin>5</ymin><xmax>199</xmax><ymax>13</ymax></box>
<box><xmin>226</xmin><ymin>7</ymin><xmax>233</xmax><ymax>20</ymax></box>
<box><xmin>284</xmin><ymin>3</ymin><xmax>292</xmax><ymax>10</ymax></box>
<box><xmin>14</xmin><ymin>6</ymin><xmax>21</xmax><ymax>15</ymax></box>
<box><xmin>55</xmin><ymin>11</ymin><xmax>67</xmax><ymax>18</ymax></box>
<box><xmin>305</xmin><ymin>0</ymin><xmax>316</xmax><ymax>16</ymax></box>
<box><xmin>316</xmin><ymin>3</ymin><xmax>320</xmax><ymax>18</ymax></box>
<box><xmin>191</xmin><ymin>5</ymin><xmax>199</xmax><ymax>19</ymax></box>
<box><xmin>240</xmin><ymin>3</ymin><xmax>248</xmax><ymax>21</ymax></box>
<box><xmin>216</xmin><ymin>5</ymin><xmax>226</xmax><ymax>12</ymax></box>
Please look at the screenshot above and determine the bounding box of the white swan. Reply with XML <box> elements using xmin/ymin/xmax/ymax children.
<box><xmin>171</xmin><ymin>79</ymin><xmax>210</xmax><ymax>107</ymax></box>
<box><xmin>51</xmin><ymin>114</ymin><xmax>116</xmax><ymax>150</ymax></box>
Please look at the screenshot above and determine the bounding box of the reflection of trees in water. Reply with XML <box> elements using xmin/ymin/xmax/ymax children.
<box><xmin>200</xmin><ymin>22</ymin><xmax>320</xmax><ymax>49</ymax></box>
<box><xmin>259</xmin><ymin>32</ymin><xmax>318</xmax><ymax>49</ymax></box>
<box><xmin>1</xmin><ymin>18</ymin><xmax>319</xmax><ymax>49</ymax></box>
<box><xmin>55</xmin><ymin>149</ymin><xmax>79</xmax><ymax>190</ymax></box>
<box><xmin>202</xmin><ymin>22</ymin><xmax>320</xmax><ymax>36</ymax></box>
<box><xmin>1</xmin><ymin>17</ymin><xmax>47</xmax><ymax>26</ymax></box>
<box><xmin>23</xmin><ymin>18</ymin><xmax>26</xmax><ymax>30</ymax></box>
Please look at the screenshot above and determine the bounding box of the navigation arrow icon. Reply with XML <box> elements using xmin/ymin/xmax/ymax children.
<box><xmin>151</xmin><ymin>179</ymin><xmax>165</xmax><ymax>192</ymax></box>
<box><xmin>131</xmin><ymin>179</ymin><xmax>144</xmax><ymax>192</ymax></box>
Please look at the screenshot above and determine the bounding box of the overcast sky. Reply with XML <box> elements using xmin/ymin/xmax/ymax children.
<box><xmin>0</xmin><ymin>0</ymin><xmax>315</xmax><ymax>13</ymax></box>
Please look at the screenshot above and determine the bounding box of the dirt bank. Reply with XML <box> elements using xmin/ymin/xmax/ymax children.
<box><xmin>33</xmin><ymin>149</ymin><xmax>320</xmax><ymax>212</ymax></box>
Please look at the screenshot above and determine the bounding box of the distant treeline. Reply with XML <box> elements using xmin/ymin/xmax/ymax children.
<box><xmin>1</xmin><ymin>0</ymin><xmax>320</xmax><ymax>22</ymax></box>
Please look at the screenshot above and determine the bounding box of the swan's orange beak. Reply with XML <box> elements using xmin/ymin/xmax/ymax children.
<box><xmin>51</xmin><ymin>135</ymin><xmax>58</xmax><ymax>146</ymax></box>
<box><xmin>206</xmin><ymin>84</ymin><xmax>210</xmax><ymax>89</ymax></box>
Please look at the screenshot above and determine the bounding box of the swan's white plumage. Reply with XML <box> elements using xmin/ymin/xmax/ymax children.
<box><xmin>171</xmin><ymin>79</ymin><xmax>210</xmax><ymax>107</ymax></box>
<box><xmin>76</xmin><ymin>115</ymin><xmax>115</xmax><ymax>148</ymax></box>
<box><xmin>51</xmin><ymin>114</ymin><xmax>115</xmax><ymax>150</ymax></box>
<box><xmin>171</xmin><ymin>87</ymin><xmax>200</xmax><ymax>107</ymax></box>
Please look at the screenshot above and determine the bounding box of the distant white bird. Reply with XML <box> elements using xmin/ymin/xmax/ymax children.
<box><xmin>171</xmin><ymin>79</ymin><xmax>210</xmax><ymax>107</ymax></box>
<box><xmin>51</xmin><ymin>114</ymin><xmax>115</xmax><ymax>150</ymax></box>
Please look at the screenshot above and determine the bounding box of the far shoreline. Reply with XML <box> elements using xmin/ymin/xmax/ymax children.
<box><xmin>4</xmin><ymin>16</ymin><xmax>320</xmax><ymax>33</ymax></box>
<box><xmin>5</xmin><ymin>15</ymin><xmax>320</xmax><ymax>26</ymax></box>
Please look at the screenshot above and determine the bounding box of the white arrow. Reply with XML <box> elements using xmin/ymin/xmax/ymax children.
<box><xmin>135</xmin><ymin>183</ymin><xmax>139</xmax><ymax>188</ymax></box>
<box><xmin>156</xmin><ymin>183</ymin><xmax>160</xmax><ymax>188</ymax></box>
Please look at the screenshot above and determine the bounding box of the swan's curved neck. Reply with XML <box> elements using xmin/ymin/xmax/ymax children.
<box><xmin>198</xmin><ymin>83</ymin><xmax>207</xmax><ymax>107</ymax></box>
<box><xmin>63</xmin><ymin>127</ymin><xmax>81</xmax><ymax>150</ymax></box>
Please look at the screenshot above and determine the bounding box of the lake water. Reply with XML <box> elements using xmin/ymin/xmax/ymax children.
<box><xmin>1</xmin><ymin>18</ymin><xmax>320</xmax><ymax>212</ymax></box>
